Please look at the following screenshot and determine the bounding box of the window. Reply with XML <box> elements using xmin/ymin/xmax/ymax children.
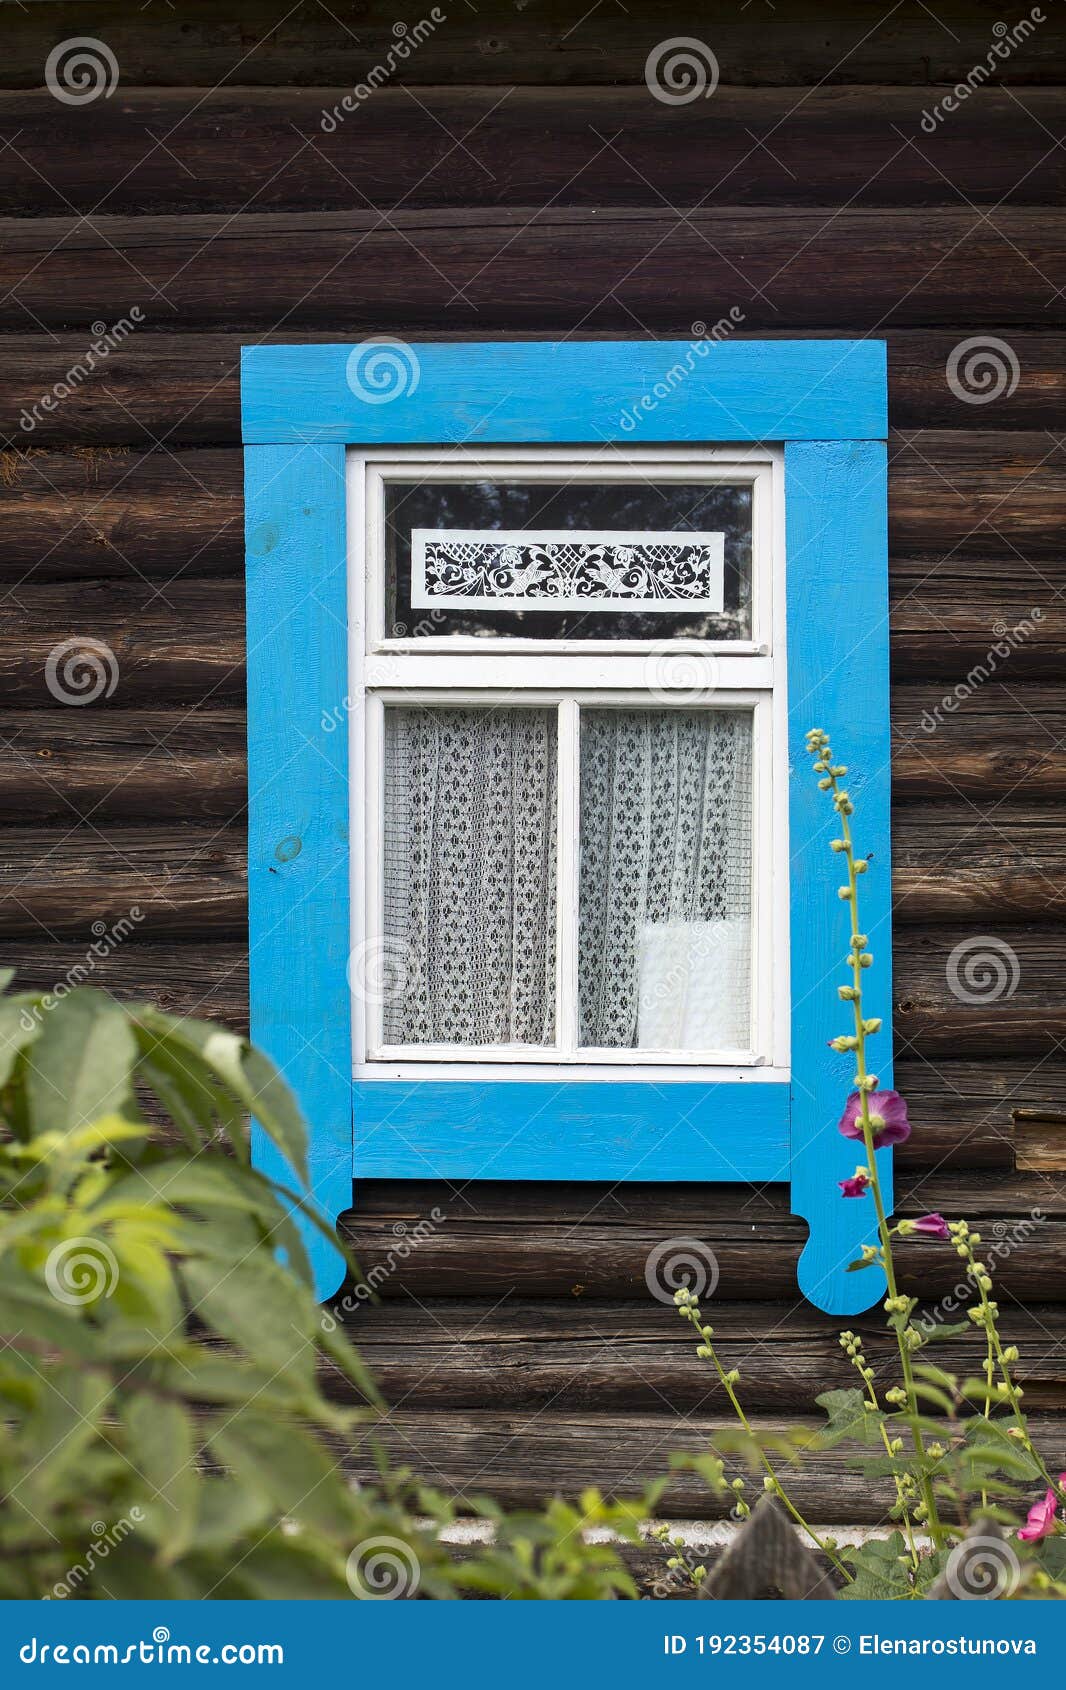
<box><xmin>243</xmin><ymin>338</ymin><xmax>890</xmax><ymax>1315</ymax></box>
<box><xmin>350</xmin><ymin>449</ymin><xmax>787</xmax><ymax>1077</ymax></box>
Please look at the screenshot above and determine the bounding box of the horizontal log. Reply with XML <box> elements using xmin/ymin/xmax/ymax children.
<box><xmin>894</xmin><ymin>925</ymin><xmax>1066</xmax><ymax>1056</ymax></box>
<box><xmin>338</xmin><ymin>1298</ymin><xmax>1066</xmax><ymax>1413</ymax></box>
<box><xmin>6</xmin><ymin>331</ymin><xmax>1066</xmax><ymax>446</ymax></box>
<box><xmin>4</xmin><ymin>686</ymin><xmax>1065</xmax><ymax>821</ymax></box>
<box><xmin>0</xmin><ymin>827</ymin><xmax>246</xmax><ymax>939</ymax></box>
<box><xmin>0</xmin><ymin>581</ymin><xmax>245</xmax><ymax>705</ymax></box>
<box><xmin>0</xmin><ymin>942</ymin><xmax>248</xmax><ymax>1028</ymax></box>
<box><xmin>0</xmin><ymin>447</ymin><xmax>241</xmax><ymax>579</ymax></box>
<box><xmin>3</xmin><ymin>436</ymin><xmax>1065</xmax><ymax>584</ymax></box>
<box><xmin>0</xmin><ymin>711</ymin><xmax>247</xmax><ymax>822</ymax></box>
<box><xmin>341</xmin><ymin>1173</ymin><xmax>1066</xmax><ymax>1302</ymax></box>
<box><xmin>3</xmin><ymin>2</ymin><xmax>1061</xmax><ymax>88</ymax></box>
<box><xmin>337</xmin><ymin>1410</ymin><xmax>1066</xmax><ymax>1518</ymax></box>
<box><xmin>0</xmin><ymin>802</ymin><xmax>1060</xmax><ymax>928</ymax></box>
<box><xmin>4</xmin><ymin>87</ymin><xmax>1066</xmax><ymax>216</ymax></box>
<box><xmin>1</xmin><ymin>209</ymin><xmax>1063</xmax><ymax>331</ymax></box>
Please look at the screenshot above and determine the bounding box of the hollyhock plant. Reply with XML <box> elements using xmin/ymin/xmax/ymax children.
<box><xmin>1018</xmin><ymin>1480</ymin><xmax>1066</xmax><ymax>1542</ymax></box>
<box><xmin>839</xmin><ymin>1171</ymin><xmax>871</xmax><ymax>1198</ymax></box>
<box><xmin>912</xmin><ymin>1213</ymin><xmax>950</xmax><ymax>1240</ymax></box>
<box><xmin>838</xmin><ymin>1089</ymin><xmax>911</xmax><ymax>1150</ymax></box>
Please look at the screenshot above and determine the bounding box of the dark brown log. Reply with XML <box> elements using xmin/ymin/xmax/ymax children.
<box><xmin>332</xmin><ymin>1410</ymin><xmax>1066</xmax><ymax>1519</ymax></box>
<box><xmin>0</xmin><ymin>826</ymin><xmax>246</xmax><ymax>939</ymax></box>
<box><xmin>340</xmin><ymin>1173</ymin><xmax>1066</xmax><ymax>1301</ymax></box>
<box><xmin>897</xmin><ymin>1056</ymin><xmax>1064</xmax><ymax>1166</ymax></box>
<box><xmin>893</xmin><ymin>803</ymin><xmax>1066</xmax><ymax>922</ymax></box>
<box><xmin>0</xmin><ymin>448</ymin><xmax>242</xmax><ymax>580</ymax></box>
<box><xmin>0</xmin><ymin>941</ymin><xmax>248</xmax><ymax>1028</ymax></box>
<box><xmin>894</xmin><ymin>925</ymin><xmax>1066</xmax><ymax>1056</ymax></box>
<box><xmin>5</xmin><ymin>331</ymin><xmax>1066</xmax><ymax>447</ymax></box>
<box><xmin>331</xmin><ymin>1298</ymin><xmax>1066</xmax><ymax>1414</ymax></box>
<box><xmin>4</xmin><ymin>87</ymin><xmax>1066</xmax><ymax>216</ymax></box>
<box><xmin>5</xmin><ymin>685</ymin><xmax>1066</xmax><ymax>822</ymax></box>
<box><xmin>3</xmin><ymin>437</ymin><xmax>1064</xmax><ymax>583</ymax></box>
<box><xmin>2</xmin><ymin>2</ymin><xmax>1060</xmax><ymax>89</ymax></box>
<box><xmin>1</xmin><ymin>209</ymin><xmax>1063</xmax><ymax>332</ymax></box>
<box><xmin>0</xmin><ymin>710</ymin><xmax>246</xmax><ymax>823</ymax></box>
<box><xmin>0</xmin><ymin>581</ymin><xmax>245</xmax><ymax>705</ymax></box>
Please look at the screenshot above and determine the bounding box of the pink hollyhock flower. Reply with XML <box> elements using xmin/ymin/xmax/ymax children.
<box><xmin>838</xmin><ymin>1173</ymin><xmax>870</xmax><ymax>1198</ymax></box>
<box><xmin>838</xmin><ymin>1089</ymin><xmax>911</xmax><ymax>1150</ymax></box>
<box><xmin>912</xmin><ymin>1213</ymin><xmax>950</xmax><ymax>1240</ymax></box>
<box><xmin>1018</xmin><ymin>1482</ymin><xmax>1066</xmax><ymax>1542</ymax></box>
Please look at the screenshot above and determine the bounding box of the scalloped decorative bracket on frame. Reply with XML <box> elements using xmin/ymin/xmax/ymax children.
<box><xmin>241</xmin><ymin>339</ymin><xmax>891</xmax><ymax>1316</ymax></box>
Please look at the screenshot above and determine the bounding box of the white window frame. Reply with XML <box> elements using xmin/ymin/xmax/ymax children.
<box><xmin>347</xmin><ymin>445</ymin><xmax>789</xmax><ymax>1085</ymax></box>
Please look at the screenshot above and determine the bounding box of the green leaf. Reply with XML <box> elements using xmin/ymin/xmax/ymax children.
<box><xmin>845</xmin><ymin>1257</ymin><xmax>876</xmax><ymax>1272</ymax></box>
<box><xmin>210</xmin><ymin>1412</ymin><xmax>354</xmax><ymax>1537</ymax></box>
<box><xmin>0</xmin><ymin>967</ymin><xmax>15</xmax><ymax>993</ymax></box>
<box><xmin>180</xmin><ymin>1254</ymin><xmax>317</xmax><ymax>1388</ymax></box>
<box><xmin>26</xmin><ymin>991</ymin><xmax>136</xmax><ymax>1137</ymax></box>
<box><xmin>0</xmin><ymin>1001</ymin><xmax>39</xmax><ymax>1089</ymax></box>
<box><xmin>123</xmin><ymin>1393</ymin><xmax>199</xmax><ymax>1563</ymax></box>
<box><xmin>816</xmin><ymin>1386</ymin><xmax>886</xmax><ymax>1448</ymax></box>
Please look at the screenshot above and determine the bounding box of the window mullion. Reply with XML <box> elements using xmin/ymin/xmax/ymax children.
<box><xmin>556</xmin><ymin>698</ymin><xmax>580</xmax><ymax>1060</ymax></box>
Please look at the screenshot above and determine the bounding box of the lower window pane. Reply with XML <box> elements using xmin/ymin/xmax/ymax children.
<box><xmin>382</xmin><ymin>706</ymin><xmax>557</xmax><ymax>1046</ymax></box>
<box><xmin>579</xmin><ymin>709</ymin><xmax>753</xmax><ymax>1051</ymax></box>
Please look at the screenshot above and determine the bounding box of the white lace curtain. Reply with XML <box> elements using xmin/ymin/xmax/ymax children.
<box><xmin>578</xmin><ymin>710</ymin><xmax>753</xmax><ymax>1049</ymax></box>
<box><xmin>383</xmin><ymin>707</ymin><xmax>557</xmax><ymax>1044</ymax></box>
<box><xmin>381</xmin><ymin>704</ymin><xmax>752</xmax><ymax>1051</ymax></box>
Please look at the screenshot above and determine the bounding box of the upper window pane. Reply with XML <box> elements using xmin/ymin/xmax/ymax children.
<box><xmin>383</xmin><ymin>479</ymin><xmax>752</xmax><ymax>641</ymax></box>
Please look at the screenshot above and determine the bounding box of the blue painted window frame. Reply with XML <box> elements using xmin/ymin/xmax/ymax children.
<box><xmin>242</xmin><ymin>340</ymin><xmax>891</xmax><ymax>1317</ymax></box>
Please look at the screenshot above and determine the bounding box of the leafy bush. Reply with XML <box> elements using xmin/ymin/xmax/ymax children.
<box><xmin>0</xmin><ymin>974</ymin><xmax>644</xmax><ymax>1599</ymax></box>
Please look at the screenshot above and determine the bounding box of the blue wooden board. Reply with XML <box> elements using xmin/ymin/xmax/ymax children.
<box><xmin>241</xmin><ymin>339</ymin><xmax>887</xmax><ymax>445</ymax></box>
<box><xmin>353</xmin><ymin>1080</ymin><xmax>790</xmax><ymax>1182</ymax></box>
<box><xmin>245</xmin><ymin>441</ymin><xmax>351</xmax><ymax>1299</ymax></box>
<box><xmin>242</xmin><ymin>339</ymin><xmax>892</xmax><ymax>1312</ymax></box>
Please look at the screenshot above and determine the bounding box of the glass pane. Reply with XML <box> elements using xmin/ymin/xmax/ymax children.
<box><xmin>384</xmin><ymin>480</ymin><xmax>752</xmax><ymax>641</ymax></box>
<box><xmin>381</xmin><ymin>706</ymin><xmax>557</xmax><ymax>1046</ymax></box>
<box><xmin>578</xmin><ymin>709</ymin><xmax>753</xmax><ymax>1051</ymax></box>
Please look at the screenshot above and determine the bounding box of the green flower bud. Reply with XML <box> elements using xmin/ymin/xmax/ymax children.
<box><xmin>854</xmin><ymin>857</ymin><xmax>869</xmax><ymax>874</ymax></box>
<box><xmin>830</xmin><ymin>838</ymin><xmax>848</xmax><ymax>852</ymax></box>
<box><xmin>838</xmin><ymin>985</ymin><xmax>858</xmax><ymax>1000</ymax></box>
<box><xmin>863</xmin><ymin>1017</ymin><xmax>882</xmax><ymax>1034</ymax></box>
<box><xmin>859</xmin><ymin>952</ymin><xmax>873</xmax><ymax>967</ymax></box>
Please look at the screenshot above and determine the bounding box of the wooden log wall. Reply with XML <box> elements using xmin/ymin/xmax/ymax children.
<box><xmin>2</xmin><ymin>0</ymin><xmax>1065</xmax><ymax>1529</ymax></box>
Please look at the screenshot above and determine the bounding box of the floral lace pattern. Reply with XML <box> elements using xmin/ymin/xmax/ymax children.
<box><xmin>382</xmin><ymin>707</ymin><xmax>557</xmax><ymax>1046</ymax></box>
<box><xmin>578</xmin><ymin>710</ymin><xmax>753</xmax><ymax>1049</ymax></box>
<box><xmin>413</xmin><ymin>529</ymin><xmax>724</xmax><ymax>611</ymax></box>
